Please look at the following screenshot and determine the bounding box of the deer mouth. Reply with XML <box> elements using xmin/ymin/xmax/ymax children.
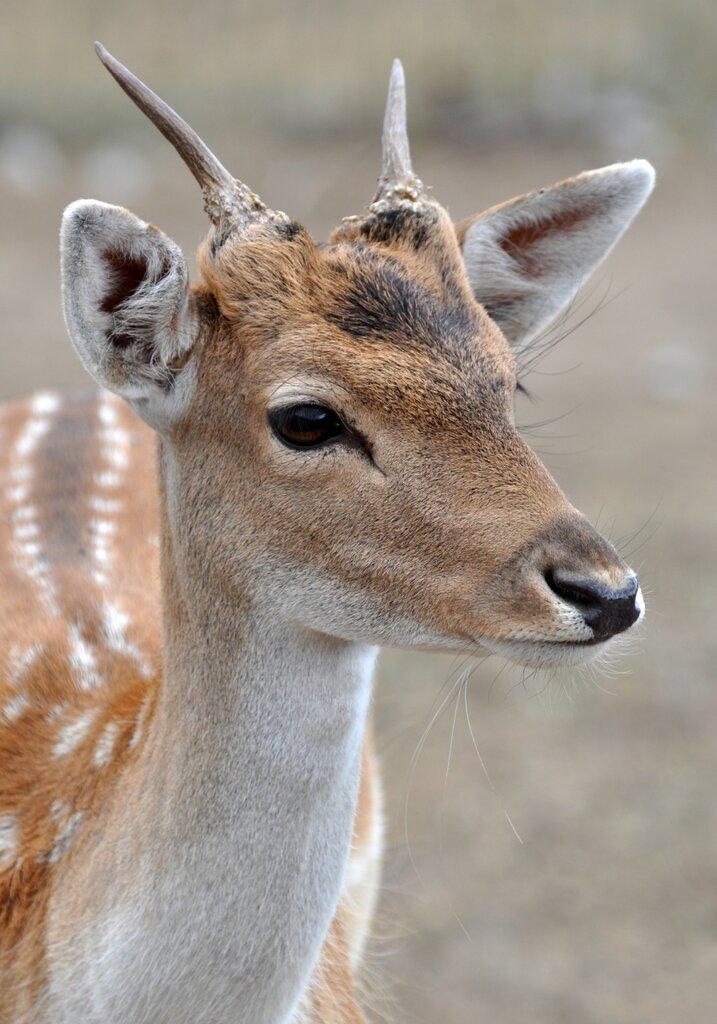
<box><xmin>479</xmin><ymin>634</ymin><xmax>625</xmax><ymax>669</ymax></box>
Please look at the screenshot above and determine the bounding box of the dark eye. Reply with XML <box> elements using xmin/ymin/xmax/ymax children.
<box><xmin>269</xmin><ymin>403</ymin><xmax>345</xmax><ymax>449</ymax></box>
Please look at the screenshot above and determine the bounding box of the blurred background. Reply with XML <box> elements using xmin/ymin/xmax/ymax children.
<box><xmin>2</xmin><ymin>1</ymin><xmax>716</xmax><ymax>1020</ymax></box>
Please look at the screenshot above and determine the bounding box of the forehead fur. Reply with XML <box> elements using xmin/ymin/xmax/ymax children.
<box><xmin>196</xmin><ymin>200</ymin><xmax>515</xmax><ymax>402</ymax></box>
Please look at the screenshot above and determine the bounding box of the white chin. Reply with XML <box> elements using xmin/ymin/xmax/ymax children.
<box><xmin>481</xmin><ymin>636</ymin><xmax>613</xmax><ymax>669</ymax></box>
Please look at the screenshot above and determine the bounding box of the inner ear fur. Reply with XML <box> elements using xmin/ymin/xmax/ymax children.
<box><xmin>61</xmin><ymin>199</ymin><xmax>195</xmax><ymax>403</ymax></box>
<box><xmin>456</xmin><ymin>159</ymin><xmax>655</xmax><ymax>350</ymax></box>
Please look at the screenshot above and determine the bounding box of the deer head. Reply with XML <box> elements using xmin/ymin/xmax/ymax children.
<box><xmin>61</xmin><ymin>46</ymin><xmax>653</xmax><ymax>668</ymax></box>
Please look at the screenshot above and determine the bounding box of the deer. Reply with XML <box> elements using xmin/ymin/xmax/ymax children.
<box><xmin>0</xmin><ymin>41</ymin><xmax>653</xmax><ymax>1023</ymax></box>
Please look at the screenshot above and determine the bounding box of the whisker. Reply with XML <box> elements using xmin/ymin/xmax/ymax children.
<box><xmin>403</xmin><ymin>671</ymin><xmax>468</xmax><ymax>888</ymax></box>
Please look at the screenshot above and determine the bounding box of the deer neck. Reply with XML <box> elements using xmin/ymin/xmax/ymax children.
<box><xmin>155</xmin><ymin>595</ymin><xmax>373</xmax><ymax>1019</ymax></box>
<box><xmin>74</xmin><ymin>445</ymin><xmax>376</xmax><ymax>1023</ymax></box>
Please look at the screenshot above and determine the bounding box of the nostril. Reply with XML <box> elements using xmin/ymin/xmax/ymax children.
<box><xmin>544</xmin><ymin>570</ymin><xmax>604</xmax><ymax>616</ymax></box>
<box><xmin>544</xmin><ymin>568</ymin><xmax>641</xmax><ymax>640</ymax></box>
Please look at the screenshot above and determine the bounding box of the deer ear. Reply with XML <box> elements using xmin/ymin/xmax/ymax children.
<box><xmin>61</xmin><ymin>200</ymin><xmax>196</xmax><ymax>425</ymax></box>
<box><xmin>457</xmin><ymin>160</ymin><xmax>655</xmax><ymax>350</ymax></box>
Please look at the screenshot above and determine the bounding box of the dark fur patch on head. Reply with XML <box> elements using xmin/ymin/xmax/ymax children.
<box><xmin>277</xmin><ymin>220</ymin><xmax>304</xmax><ymax>242</ymax></box>
<box><xmin>324</xmin><ymin>248</ymin><xmax>477</xmax><ymax>367</ymax></box>
<box><xmin>199</xmin><ymin>195</ymin><xmax>512</xmax><ymax>404</ymax></box>
<box><xmin>357</xmin><ymin>205</ymin><xmax>437</xmax><ymax>250</ymax></box>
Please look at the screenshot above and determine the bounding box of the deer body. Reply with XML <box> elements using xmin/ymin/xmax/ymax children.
<box><xmin>0</xmin><ymin>46</ymin><xmax>653</xmax><ymax>1022</ymax></box>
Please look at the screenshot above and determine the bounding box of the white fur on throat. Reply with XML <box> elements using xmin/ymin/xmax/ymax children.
<box><xmin>45</xmin><ymin>601</ymin><xmax>377</xmax><ymax>1024</ymax></box>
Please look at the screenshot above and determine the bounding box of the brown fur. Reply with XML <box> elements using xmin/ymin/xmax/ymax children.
<box><xmin>2</xmin><ymin>170</ymin><xmax>637</xmax><ymax>1018</ymax></box>
<box><xmin>0</xmin><ymin>393</ymin><xmax>160</xmax><ymax>1014</ymax></box>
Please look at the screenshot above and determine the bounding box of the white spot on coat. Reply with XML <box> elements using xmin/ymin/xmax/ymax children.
<box><xmin>69</xmin><ymin>625</ymin><xmax>102</xmax><ymax>691</ymax></box>
<box><xmin>129</xmin><ymin>696</ymin><xmax>151</xmax><ymax>750</ymax></box>
<box><xmin>102</xmin><ymin>600</ymin><xmax>152</xmax><ymax>677</ymax></box>
<box><xmin>88</xmin><ymin>395</ymin><xmax>131</xmax><ymax>591</ymax></box>
<box><xmin>101</xmin><ymin>443</ymin><xmax>129</xmax><ymax>471</ymax></box>
<box><xmin>32</xmin><ymin>392</ymin><xmax>61</xmax><ymax>416</ymax></box>
<box><xmin>10</xmin><ymin>503</ymin><xmax>37</xmax><ymax>523</ymax></box>
<box><xmin>13</xmin><ymin>521</ymin><xmax>39</xmax><ymax>540</ymax></box>
<box><xmin>7</xmin><ymin>643</ymin><xmax>42</xmax><ymax>684</ymax></box>
<box><xmin>90</xmin><ymin>519</ymin><xmax>116</xmax><ymax>537</ymax></box>
<box><xmin>46</xmin><ymin>702</ymin><xmax>68</xmax><ymax>723</ymax></box>
<box><xmin>97</xmin><ymin>395</ymin><xmax>118</xmax><ymax>426</ymax></box>
<box><xmin>93</xmin><ymin>721</ymin><xmax>119</xmax><ymax>766</ymax></box>
<box><xmin>53</xmin><ymin>711</ymin><xmax>97</xmax><ymax>757</ymax></box>
<box><xmin>50</xmin><ymin>799</ymin><xmax>70</xmax><ymax>824</ymax></box>
<box><xmin>90</xmin><ymin>495</ymin><xmax>121</xmax><ymax>515</ymax></box>
<box><xmin>3</xmin><ymin>693</ymin><xmax>30</xmax><ymax>721</ymax></box>
<box><xmin>94</xmin><ymin>470</ymin><xmax>121</xmax><ymax>489</ymax></box>
<box><xmin>0</xmin><ymin>815</ymin><xmax>17</xmax><ymax>863</ymax></box>
<box><xmin>10</xmin><ymin>463</ymin><xmax>32</xmax><ymax>483</ymax></box>
<box><xmin>9</xmin><ymin>394</ymin><xmax>61</xmax><ymax>614</ymax></box>
<box><xmin>45</xmin><ymin>810</ymin><xmax>84</xmax><ymax>864</ymax></box>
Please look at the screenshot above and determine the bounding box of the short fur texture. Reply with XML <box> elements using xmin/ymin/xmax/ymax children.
<box><xmin>0</xmin><ymin>60</ymin><xmax>654</xmax><ymax>1022</ymax></box>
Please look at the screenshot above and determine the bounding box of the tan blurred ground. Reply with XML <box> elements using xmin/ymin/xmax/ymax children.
<box><xmin>2</xmin><ymin>3</ymin><xmax>717</xmax><ymax>1022</ymax></box>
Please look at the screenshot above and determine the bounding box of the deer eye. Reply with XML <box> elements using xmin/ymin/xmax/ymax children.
<box><xmin>269</xmin><ymin>404</ymin><xmax>346</xmax><ymax>449</ymax></box>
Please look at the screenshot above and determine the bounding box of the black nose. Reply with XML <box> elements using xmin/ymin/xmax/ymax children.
<box><xmin>545</xmin><ymin>569</ymin><xmax>641</xmax><ymax>642</ymax></box>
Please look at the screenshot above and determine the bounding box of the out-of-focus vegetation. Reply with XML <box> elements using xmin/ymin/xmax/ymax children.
<box><xmin>1</xmin><ymin>0</ymin><xmax>716</xmax><ymax>148</ymax></box>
